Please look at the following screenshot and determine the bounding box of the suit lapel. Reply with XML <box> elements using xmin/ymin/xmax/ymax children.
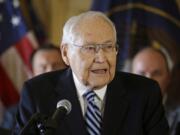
<box><xmin>54</xmin><ymin>68</ymin><xmax>87</xmax><ymax>135</ymax></box>
<box><xmin>102</xmin><ymin>77</ymin><xmax>129</xmax><ymax>135</ymax></box>
<box><xmin>53</xmin><ymin>69</ymin><xmax>129</xmax><ymax>135</ymax></box>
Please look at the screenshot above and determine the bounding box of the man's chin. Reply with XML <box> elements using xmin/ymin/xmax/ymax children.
<box><xmin>89</xmin><ymin>81</ymin><xmax>108</xmax><ymax>90</ymax></box>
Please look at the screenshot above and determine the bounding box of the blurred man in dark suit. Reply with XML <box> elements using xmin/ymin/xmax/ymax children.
<box><xmin>13</xmin><ymin>11</ymin><xmax>169</xmax><ymax>135</ymax></box>
<box><xmin>1</xmin><ymin>43</ymin><xmax>67</xmax><ymax>133</ymax></box>
<box><xmin>131</xmin><ymin>47</ymin><xmax>171</xmax><ymax>96</ymax></box>
<box><xmin>131</xmin><ymin>46</ymin><xmax>180</xmax><ymax>135</ymax></box>
<box><xmin>30</xmin><ymin>43</ymin><xmax>67</xmax><ymax>76</ymax></box>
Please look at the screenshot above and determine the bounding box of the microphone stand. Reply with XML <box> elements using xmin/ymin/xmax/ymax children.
<box><xmin>20</xmin><ymin>113</ymin><xmax>44</xmax><ymax>135</ymax></box>
<box><xmin>39</xmin><ymin>107</ymin><xmax>67</xmax><ymax>135</ymax></box>
<box><xmin>20</xmin><ymin>99</ymin><xmax>71</xmax><ymax>135</ymax></box>
<box><xmin>39</xmin><ymin>118</ymin><xmax>59</xmax><ymax>135</ymax></box>
<box><xmin>19</xmin><ymin>110</ymin><xmax>67</xmax><ymax>135</ymax></box>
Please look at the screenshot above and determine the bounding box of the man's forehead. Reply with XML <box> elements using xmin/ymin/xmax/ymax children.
<box><xmin>74</xmin><ymin>16</ymin><xmax>110</xmax><ymax>30</ymax></box>
<box><xmin>73</xmin><ymin>23</ymin><xmax>114</xmax><ymax>40</ymax></box>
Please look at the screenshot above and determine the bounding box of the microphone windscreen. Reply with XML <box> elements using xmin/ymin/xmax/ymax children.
<box><xmin>56</xmin><ymin>99</ymin><xmax>72</xmax><ymax>115</ymax></box>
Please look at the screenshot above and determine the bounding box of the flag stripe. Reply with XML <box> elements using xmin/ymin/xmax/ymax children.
<box><xmin>15</xmin><ymin>34</ymin><xmax>36</xmax><ymax>71</ymax></box>
<box><xmin>1</xmin><ymin>45</ymin><xmax>30</xmax><ymax>93</ymax></box>
<box><xmin>0</xmin><ymin>63</ymin><xmax>20</xmax><ymax>107</ymax></box>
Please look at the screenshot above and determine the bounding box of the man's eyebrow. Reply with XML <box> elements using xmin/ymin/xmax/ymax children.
<box><xmin>85</xmin><ymin>40</ymin><xmax>113</xmax><ymax>44</ymax></box>
<box><xmin>103</xmin><ymin>40</ymin><xmax>113</xmax><ymax>44</ymax></box>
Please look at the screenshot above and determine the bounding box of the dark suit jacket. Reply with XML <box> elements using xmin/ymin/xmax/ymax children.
<box><xmin>13</xmin><ymin>68</ymin><xmax>169</xmax><ymax>135</ymax></box>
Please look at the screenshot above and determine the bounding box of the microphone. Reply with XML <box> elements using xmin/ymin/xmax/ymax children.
<box><xmin>43</xmin><ymin>99</ymin><xmax>72</xmax><ymax>135</ymax></box>
<box><xmin>52</xmin><ymin>99</ymin><xmax>72</xmax><ymax>122</ymax></box>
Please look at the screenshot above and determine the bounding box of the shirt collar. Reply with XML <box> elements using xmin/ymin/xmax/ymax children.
<box><xmin>72</xmin><ymin>72</ymin><xmax>107</xmax><ymax>101</ymax></box>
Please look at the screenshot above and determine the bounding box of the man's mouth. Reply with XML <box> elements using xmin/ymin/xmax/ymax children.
<box><xmin>91</xmin><ymin>69</ymin><xmax>107</xmax><ymax>74</ymax></box>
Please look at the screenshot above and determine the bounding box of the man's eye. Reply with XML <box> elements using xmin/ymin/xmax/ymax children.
<box><xmin>85</xmin><ymin>46</ymin><xmax>95</xmax><ymax>50</ymax></box>
<box><xmin>104</xmin><ymin>45</ymin><xmax>114</xmax><ymax>51</ymax></box>
<box><xmin>106</xmin><ymin>45</ymin><xmax>113</xmax><ymax>49</ymax></box>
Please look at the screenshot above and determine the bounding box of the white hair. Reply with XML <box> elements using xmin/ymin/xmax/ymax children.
<box><xmin>61</xmin><ymin>11</ymin><xmax>117</xmax><ymax>45</ymax></box>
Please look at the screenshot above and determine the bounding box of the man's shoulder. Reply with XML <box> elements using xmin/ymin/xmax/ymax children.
<box><xmin>115</xmin><ymin>71</ymin><xmax>157</xmax><ymax>84</ymax></box>
<box><xmin>27</xmin><ymin>68</ymin><xmax>69</xmax><ymax>85</ymax></box>
<box><xmin>113</xmin><ymin>71</ymin><xmax>161</xmax><ymax>95</ymax></box>
<box><xmin>22</xmin><ymin>68</ymin><xmax>70</xmax><ymax>95</ymax></box>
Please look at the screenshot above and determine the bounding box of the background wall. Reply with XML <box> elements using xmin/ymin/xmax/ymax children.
<box><xmin>31</xmin><ymin>0</ymin><xmax>180</xmax><ymax>46</ymax></box>
<box><xmin>32</xmin><ymin>0</ymin><xmax>91</xmax><ymax>46</ymax></box>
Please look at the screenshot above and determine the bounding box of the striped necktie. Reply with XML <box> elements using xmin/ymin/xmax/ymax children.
<box><xmin>83</xmin><ymin>90</ymin><xmax>102</xmax><ymax>135</ymax></box>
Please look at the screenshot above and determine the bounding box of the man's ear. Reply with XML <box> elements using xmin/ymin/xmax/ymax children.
<box><xmin>60</xmin><ymin>44</ymin><xmax>70</xmax><ymax>66</ymax></box>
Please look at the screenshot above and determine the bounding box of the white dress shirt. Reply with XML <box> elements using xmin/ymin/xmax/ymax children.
<box><xmin>72</xmin><ymin>72</ymin><xmax>107</xmax><ymax>116</ymax></box>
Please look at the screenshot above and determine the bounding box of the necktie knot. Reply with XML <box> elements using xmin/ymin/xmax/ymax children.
<box><xmin>83</xmin><ymin>90</ymin><xmax>96</xmax><ymax>103</ymax></box>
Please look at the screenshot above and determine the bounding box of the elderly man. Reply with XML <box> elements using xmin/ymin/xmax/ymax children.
<box><xmin>13</xmin><ymin>11</ymin><xmax>169</xmax><ymax>135</ymax></box>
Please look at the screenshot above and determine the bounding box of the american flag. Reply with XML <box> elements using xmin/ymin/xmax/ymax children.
<box><xmin>0</xmin><ymin>0</ymin><xmax>38</xmax><ymax>108</ymax></box>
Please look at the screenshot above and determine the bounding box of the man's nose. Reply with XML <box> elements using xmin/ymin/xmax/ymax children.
<box><xmin>95</xmin><ymin>45</ymin><xmax>103</xmax><ymax>53</ymax></box>
<box><xmin>94</xmin><ymin>49</ymin><xmax>106</xmax><ymax>63</ymax></box>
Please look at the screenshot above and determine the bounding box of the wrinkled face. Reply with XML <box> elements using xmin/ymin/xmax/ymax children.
<box><xmin>61</xmin><ymin>18</ymin><xmax>117</xmax><ymax>89</ymax></box>
<box><xmin>32</xmin><ymin>50</ymin><xmax>67</xmax><ymax>76</ymax></box>
<box><xmin>132</xmin><ymin>50</ymin><xmax>170</xmax><ymax>95</ymax></box>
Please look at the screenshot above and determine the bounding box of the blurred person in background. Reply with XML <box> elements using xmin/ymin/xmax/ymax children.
<box><xmin>131</xmin><ymin>46</ymin><xmax>180</xmax><ymax>135</ymax></box>
<box><xmin>0</xmin><ymin>43</ymin><xmax>67</xmax><ymax>133</ymax></box>
<box><xmin>131</xmin><ymin>46</ymin><xmax>171</xmax><ymax>96</ymax></box>
<box><xmin>30</xmin><ymin>43</ymin><xmax>67</xmax><ymax>76</ymax></box>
